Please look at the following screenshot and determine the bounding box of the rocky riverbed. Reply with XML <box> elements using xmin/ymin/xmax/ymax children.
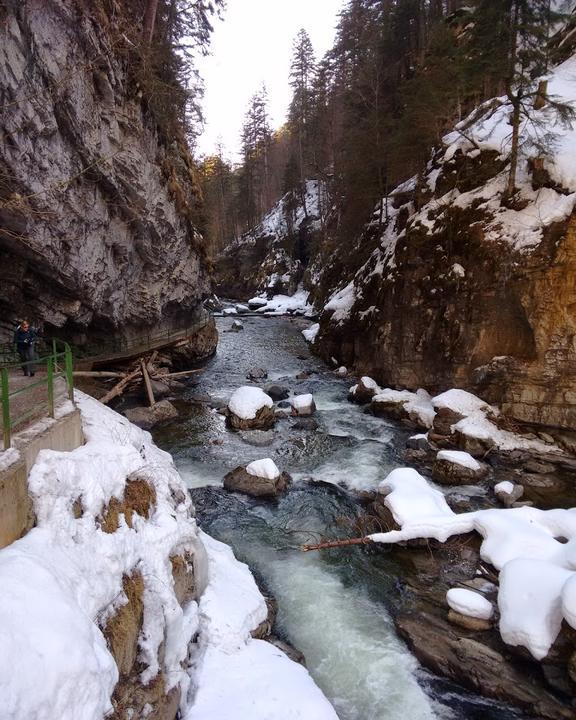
<box><xmin>150</xmin><ymin>315</ymin><xmax>575</xmax><ymax>720</ymax></box>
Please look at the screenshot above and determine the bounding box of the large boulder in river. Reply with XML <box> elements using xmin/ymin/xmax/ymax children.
<box><xmin>432</xmin><ymin>450</ymin><xmax>489</xmax><ymax>485</ymax></box>
<box><xmin>124</xmin><ymin>400</ymin><xmax>178</xmax><ymax>430</ymax></box>
<box><xmin>227</xmin><ymin>386</ymin><xmax>275</xmax><ymax>430</ymax></box>
<box><xmin>223</xmin><ymin>459</ymin><xmax>291</xmax><ymax>498</ymax></box>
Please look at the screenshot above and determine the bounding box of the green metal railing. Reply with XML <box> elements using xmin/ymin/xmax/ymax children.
<box><xmin>0</xmin><ymin>340</ymin><xmax>74</xmax><ymax>450</ymax></box>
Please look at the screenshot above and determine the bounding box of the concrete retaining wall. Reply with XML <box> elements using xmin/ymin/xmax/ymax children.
<box><xmin>0</xmin><ymin>409</ymin><xmax>84</xmax><ymax>549</ymax></box>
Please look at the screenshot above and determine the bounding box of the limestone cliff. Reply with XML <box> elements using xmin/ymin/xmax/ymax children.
<box><xmin>0</xmin><ymin>0</ymin><xmax>212</xmax><ymax>349</ymax></box>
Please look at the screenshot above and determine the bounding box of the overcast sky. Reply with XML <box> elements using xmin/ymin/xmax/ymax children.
<box><xmin>195</xmin><ymin>0</ymin><xmax>343</xmax><ymax>161</ymax></box>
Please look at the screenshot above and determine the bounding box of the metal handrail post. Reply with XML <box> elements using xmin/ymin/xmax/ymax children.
<box><xmin>65</xmin><ymin>345</ymin><xmax>74</xmax><ymax>401</ymax></box>
<box><xmin>47</xmin><ymin>358</ymin><xmax>55</xmax><ymax>418</ymax></box>
<box><xmin>1</xmin><ymin>368</ymin><xmax>10</xmax><ymax>449</ymax></box>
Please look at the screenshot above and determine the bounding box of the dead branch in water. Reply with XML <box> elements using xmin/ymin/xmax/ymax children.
<box><xmin>301</xmin><ymin>536</ymin><xmax>374</xmax><ymax>552</ymax></box>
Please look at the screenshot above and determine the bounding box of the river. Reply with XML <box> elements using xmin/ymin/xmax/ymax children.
<box><xmin>153</xmin><ymin>315</ymin><xmax>526</xmax><ymax>720</ymax></box>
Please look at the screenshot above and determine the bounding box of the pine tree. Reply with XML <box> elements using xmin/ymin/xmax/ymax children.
<box><xmin>240</xmin><ymin>87</ymin><xmax>272</xmax><ymax>228</ymax></box>
<box><xmin>471</xmin><ymin>0</ymin><xmax>574</xmax><ymax>197</ymax></box>
<box><xmin>288</xmin><ymin>29</ymin><xmax>317</xmax><ymax>214</ymax></box>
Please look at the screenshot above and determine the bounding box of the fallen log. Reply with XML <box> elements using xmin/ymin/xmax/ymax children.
<box><xmin>73</xmin><ymin>371</ymin><xmax>126</xmax><ymax>379</ymax></box>
<box><xmin>301</xmin><ymin>536</ymin><xmax>374</xmax><ymax>552</ymax></box>
<box><xmin>153</xmin><ymin>368</ymin><xmax>205</xmax><ymax>379</ymax></box>
<box><xmin>100</xmin><ymin>366</ymin><xmax>142</xmax><ymax>405</ymax></box>
<box><xmin>141</xmin><ymin>359</ymin><xmax>156</xmax><ymax>408</ymax></box>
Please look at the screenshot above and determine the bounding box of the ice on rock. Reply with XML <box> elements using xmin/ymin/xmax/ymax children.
<box><xmin>246</xmin><ymin>458</ymin><xmax>280</xmax><ymax>480</ymax></box>
<box><xmin>447</xmin><ymin>588</ymin><xmax>493</xmax><ymax>620</ymax></box>
<box><xmin>228</xmin><ymin>387</ymin><xmax>273</xmax><ymax>420</ymax></box>
<box><xmin>437</xmin><ymin>450</ymin><xmax>482</xmax><ymax>471</ymax></box>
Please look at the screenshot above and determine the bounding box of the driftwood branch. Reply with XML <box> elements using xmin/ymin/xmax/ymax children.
<box><xmin>301</xmin><ymin>536</ymin><xmax>374</xmax><ymax>552</ymax></box>
<box><xmin>100</xmin><ymin>366</ymin><xmax>142</xmax><ymax>405</ymax></box>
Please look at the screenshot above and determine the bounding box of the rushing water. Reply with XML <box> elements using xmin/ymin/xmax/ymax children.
<box><xmin>153</xmin><ymin>315</ymin><xmax>526</xmax><ymax>720</ymax></box>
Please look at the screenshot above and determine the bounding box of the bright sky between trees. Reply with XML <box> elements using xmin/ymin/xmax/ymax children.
<box><xmin>195</xmin><ymin>0</ymin><xmax>344</xmax><ymax>161</ymax></box>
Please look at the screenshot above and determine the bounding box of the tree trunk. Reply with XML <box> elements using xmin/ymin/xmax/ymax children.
<box><xmin>143</xmin><ymin>0</ymin><xmax>159</xmax><ymax>48</ymax></box>
<box><xmin>506</xmin><ymin>96</ymin><xmax>522</xmax><ymax>197</ymax></box>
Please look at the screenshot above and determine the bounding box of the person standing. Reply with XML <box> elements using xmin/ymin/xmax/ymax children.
<box><xmin>13</xmin><ymin>320</ymin><xmax>38</xmax><ymax>376</ymax></box>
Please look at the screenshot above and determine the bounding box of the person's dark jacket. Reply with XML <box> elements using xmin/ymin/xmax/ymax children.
<box><xmin>13</xmin><ymin>326</ymin><xmax>38</xmax><ymax>347</ymax></box>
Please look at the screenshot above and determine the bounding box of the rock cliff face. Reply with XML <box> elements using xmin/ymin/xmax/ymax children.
<box><xmin>0</xmin><ymin>0</ymin><xmax>212</xmax><ymax>349</ymax></box>
<box><xmin>215</xmin><ymin>180</ymin><xmax>324</xmax><ymax>300</ymax></box>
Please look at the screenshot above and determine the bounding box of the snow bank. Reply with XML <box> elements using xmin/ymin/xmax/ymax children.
<box><xmin>370</xmin><ymin>467</ymin><xmax>576</xmax><ymax>659</ymax></box>
<box><xmin>246</xmin><ymin>458</ymin><xmax>280</xmax><ymax>480</ymax></box>
<box><xmin>185</xmin><ymin>533</ymin><xmax>338</xmax><ymax>720</ymax></box>
<box><xmin>228</xmin><ymin>387</ymin><xmax>273</xmax><ymax>420</ymax></box>
<box><xmin>447</xmin><ymin>588</ymin><xmax>493</xmax><ymax>620</ymax></box>
<box><xmin>437</xmin><ymin>450</ymin><xmax>482</xmax><ymax>471</ymax></box>
<box><xmin>0</xmin><ymin>390</ymin><xmax>203</xmax><ymax>720</ymax></box>
<box><xmin>252</xmin><ymin>287</ymin><xmax>314</xmax><ymax>317</ymax></box>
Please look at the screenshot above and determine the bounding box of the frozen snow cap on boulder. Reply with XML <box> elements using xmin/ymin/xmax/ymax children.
<box><xmin>432</xmin><ymin>389</ymin><xmax>491</xmax><ymax>417</ymax></box>
<box><xmin>447</xmin><ymin>587</ymin><xmax>494</xmax><ymax>630</ymax></box>
<box><xmin>246</xmin><ymin>458</ymin><xmax>280</xmax><ymax>480</ymax></box>
<box><xmin>224</xmin><ymin>458</ymin><xmax>291</xmax><ymax>498</ymax></box>
<box><xmin>227</xmin><ymin>387</ymin><xmax>275</xmax><ymax>430</ymax></box>
<box><xmin>371</xmin><ymin>387</ymin><xmax>435</xmax><ymax>429</ymax></box>
<box><xmin>290</xmin><ymin>393</ymin><xmax>316</xmax><ymax>417</ymax></box>
<box><xmin>447</xmin><ymin>588</ymin><xmax>494</xmax><ymax>620</ymax></box>
<box><xmin>349</xmin><ymin>376</ymin><xmax>380</xmax><ymax>405</ymax></box>
<box><xmin>494</xmin><ymin>480</ymin><xmax>524</xmax><ymax>508</ymax></box>
<box><xmin>248</xmin><ymin>297</ymin><xmax>268</xmax><ymax>310</ymax></box>
<box><xmin>432</xmin><ymin>449</ymin><xmax>488</xmax><ymax>486</ymax></box>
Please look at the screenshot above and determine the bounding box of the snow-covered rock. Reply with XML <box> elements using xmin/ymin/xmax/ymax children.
<box><xmin>290</xmin><ymin>393</ymin><xmax>316</xmax><ymax>417</ymax></box>
<box><xmin>248</xmin><ymin>297</ymin><xmax>268</xmax><ymax>309</ymax></box>
<box><xmin>494</xmin><ymin>480</ymin><xmax>524</xmax><ymax>508</ymax></box>
<box><xmin>447</xmin><ymin>588</ymin><xmax>493</xmax><ymax>620</ymax></box>
<box><xmin>433</xmin><ymin>450</ymin><xmax>488</xmax><ymax>486</ymax></box>
<box><xmin>349</xmin><ymin>376</ymin><xmax>381</xmax><ymax>404</ymax></box>
<box><xmin>231</xmin><ymin>319</ymin><xmax>244</xmax><ymax>332</ymax></box>
<box><xmin>246</xmin><ymin>458</ymin><xmax>280</xmax><ymax>480</ymax></box>
<box><xmin>372</xmin><ymin>388</ymin><xmax>435</xmax><ymax>429</ymax></box>
<box><xmin>369</xmin><ymin>466</ymin><xmax>576</xmax><ymax>661</ymax></box>
<box><xmin>227</xmin><ymin>387</ymin><xmax>275</xmax><ymax>430</ymax></box>
<box><xmin>223</xmin><ymin>460</ymin><xmax>291</xmax><ymax>498</ymax></box>
<box><xmin>302</xmin><ymin>322</ymin><xmax>320</xmax><ymax>343</ymax></box>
